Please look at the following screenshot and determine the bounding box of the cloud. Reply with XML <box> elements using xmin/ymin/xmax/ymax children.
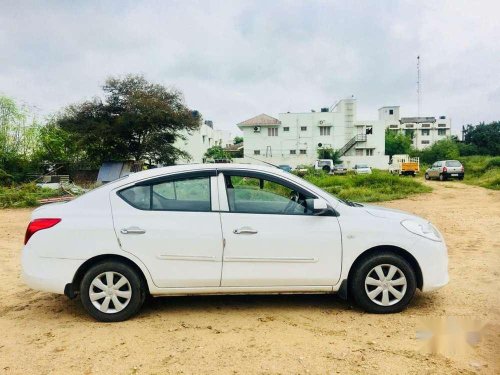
<box><xmin>0</xmin><ymin>0</ymin><xmax>499</xmax><ymax>133</ymax></box>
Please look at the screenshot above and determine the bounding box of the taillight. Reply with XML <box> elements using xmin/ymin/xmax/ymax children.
<box><xmin>461</xmin><ymin>166</ymin><xmax>464</xmax><ymax>172</ymax></box>
<box><xmin>24</xmin><ymin>218</ymin><xmax>61</xmax><ymax>245</ymax></box>
<box><xmin>443</xmin><ymin>166</ymin><xmax>447</xmax><ymax>173</ymax></box>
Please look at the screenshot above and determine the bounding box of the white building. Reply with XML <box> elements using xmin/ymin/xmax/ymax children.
<box><xmin>175</xmin><ymin>120</ymin><xmax>232</xmax><ymax>164</ymax></box>
<box><xmin>236</xmin><ymin>98</ymin><xmax>389</xmax><ymax>169</ymax></box>
<box><xmin>382</xmin><ymin>107</ymin><xmax>452</xmax><ymax>150</ymax></box>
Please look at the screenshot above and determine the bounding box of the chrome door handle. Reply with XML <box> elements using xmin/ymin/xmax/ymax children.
<box><xmin>120</xmin><ymin>227</ymin><xmax>146</xmax><ymax>235</ymax></box>
<box><xmin>233</xmin><ymin>227</ymin><xmax>258</xmax><ymax>235</ymax></box>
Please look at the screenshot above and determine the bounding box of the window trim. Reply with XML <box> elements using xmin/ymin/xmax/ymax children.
<box><xmin>117</xmin><ymin>170</ymin><xmax>216</xmax><ymax>212</ymax></box>
<box><xmin>220</xmin><ymin>170</ymin><xmax>318</xmax><ymax>216</ymax></box>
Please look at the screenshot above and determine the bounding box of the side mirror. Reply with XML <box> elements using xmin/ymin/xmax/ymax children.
<box><xmin>312</xmin><ymin>198</ymin><xmax>329</xmax><ymax>215</ymax></box>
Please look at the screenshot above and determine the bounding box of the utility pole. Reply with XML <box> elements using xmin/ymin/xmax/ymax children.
<box><xmin>417</xmin><ymin>56</ymin><xmax>421</xmax><ymax>117</ymax></box>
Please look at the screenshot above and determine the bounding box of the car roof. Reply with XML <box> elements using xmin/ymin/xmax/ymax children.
<box><xmin>122</xmin><ymin>163</ymin><xmax>290</xmax><ymax>184</ymax></box>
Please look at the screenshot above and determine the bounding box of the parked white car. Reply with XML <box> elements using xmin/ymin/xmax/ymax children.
<box><xmin>22</xmin><ymin>164</ymin><xmax>448</xmax><ymax>321</ymax></box>
<box><xmin>353</xmin><ymin>164</ymin><xmax>372</xmax><ymax>174</ymax></box>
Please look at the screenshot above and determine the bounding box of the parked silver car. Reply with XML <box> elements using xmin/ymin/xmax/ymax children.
<box><xmin>333</xmin><ymin>164</ymin><xmax>348</xmax><ymax>175</ymax></box>
<box><xmin>425</xmin><ymin>160</ymin><xmax>464</xmax><ymax>181</ymax></box>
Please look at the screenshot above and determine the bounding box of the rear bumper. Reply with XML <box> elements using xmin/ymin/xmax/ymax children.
<box><xmin>444</xmin><ymin>172</ymin><xmax>464</xmax><ymax>178</ymax></box>
<box><xmin>22</xmin><ymin>245</ymin><xmax>83</xmax><ymax>294</ymax></box>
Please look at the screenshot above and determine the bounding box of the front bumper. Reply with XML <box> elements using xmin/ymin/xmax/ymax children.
<box><xmin>411</xmin><ymin>237</ymin><xmax>449</xmax><ymax>292</ymax></box>
<box><xmin>22</xmin><ymin>245</ymin><xmax>84</xmax><ymax>294</ymax></box>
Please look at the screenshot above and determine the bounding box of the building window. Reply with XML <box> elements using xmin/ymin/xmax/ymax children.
<box><xmin>438</xmin><ymin>129</ymin><xmax>447</xmax><ymax>136</ymax></box>
<box><xmin>404</xmin><ymin>129</ymin><xmax>415</xmax><ymax>138</ymax></box>
<box><xmin>421</xmin><ymin>140</ymin><xmax>430</xmax><ymax>144</ymax></box>
<box><xmin>406</xmin><ymin>124</ymin><xmax>414</xmax><ymax>128</ymax></box>
<box><xmin>355</xmin><ymin>149</ymin><xmax>363</xmax><ymax>156</ymax></box>
<box><xmin>319</xmin><ymin>126</ymin><xmax>331</xmax><ymax>136</ymax></box>
<box><xmin>422</xmin><ymin>123</ymin><xmax>431</xmax><ymax>128</ymax></box>
<box><xmin>299</xmin><ymin>149</ymin><xmax>307</xmax><ymax>154</ymax></box>
<box><xmin>365</xmin><ymin>126</ymin><xmax>373</xmax><ymax>135</ymax></box>
<box><xmin>300</xmin><ymin>126</ymin><xmax>307</xmax><ymax>131</ymax></box>
<box><xmin>268</xmin><ymin>128</ymin><xmax>278</xmax><ymax>137</ymax></box>
<box><xmin>290</xmin><ymin>150</ymin><xmax>296</xmax><ymax>155</ymax></box>
<box><xmin>254</xmin><ymin>150</ymin><xmax>260</xmax><ymax>155</ymax></box>
<box><xmin>438</xmin><ymin>123</ymin><xmax>446</xmax><ymax>127</ymax></box>
<box><xmin>283</xmin><ymin>127</ymin><xmax>290</xmax><ymax>132</ymax></box>
<box><xmin>389</xmin><ymin>109</ymin><xmax>394</xmax><ymax>115</ymax></box>
<box><xmin>366</xmin><ymin>149</ymin><xmax>374</xmax><ymax>156</ymax></box>
<box><xmin>389</xmin><ymin>124</ymin><xmax>399</xmax><ymax>129</ymax></box>
<box><xmin>202</xmin><ymin>135</ymin><xmax>206</xmax><ymax>143</ymax></box>
<box><xmin>421</xmin><ymin>129</ymin><xmax>430</xmax><ymax>136</ymax></box>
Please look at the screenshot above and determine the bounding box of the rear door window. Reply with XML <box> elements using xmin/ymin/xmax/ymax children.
<box><xmin>118</xmin><ymin>173</ymin><xmax>213</xmax><ymax>212</ymax></box>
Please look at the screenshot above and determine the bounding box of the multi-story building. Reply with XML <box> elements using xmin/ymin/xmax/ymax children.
<box><xmin>383</xmin><ymin>108</ymin><xmax>452</xmax><ymax>150</ymax></box>
<box><xmin>175</xmin><ymin>120</ymin><xmax>232</xmax><ymax>164</ymax></box>
<box><xmin>236</xmin><ymin>98</ymin><xmax>389</xmax><ymax>169</ymax></box>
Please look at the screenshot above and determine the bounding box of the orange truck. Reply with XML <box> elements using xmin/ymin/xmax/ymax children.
<box><xmin>389</xmin><ymin>154</ymin><xmax>420</xmax><ymax>176</ymax></box>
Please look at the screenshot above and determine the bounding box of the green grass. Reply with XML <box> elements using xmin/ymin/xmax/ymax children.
<box><xmin>0</xmin><ymin>183</ymin><xmax>67</xmax><ymax>208</ymax></box>
<box><xmin>460</xmin><ymin>156</ymin><xmax>500</xmax><ymax>190</ymax></box>
<box><xmin>300</xmin><ymin>169</ymin><xmax>432</xmax><ymax>203</ymax></box>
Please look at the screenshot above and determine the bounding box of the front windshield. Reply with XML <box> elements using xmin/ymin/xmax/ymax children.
<box><xmin>358</xmin><ymin>164</ymin><xmax>368</xmax><ymax>168</ymax></box>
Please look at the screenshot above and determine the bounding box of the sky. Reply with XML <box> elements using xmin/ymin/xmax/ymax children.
<box><xmin>1</xmin><ymin>0</ymin><xmax>499</xmax><ymax>136</ymax></box>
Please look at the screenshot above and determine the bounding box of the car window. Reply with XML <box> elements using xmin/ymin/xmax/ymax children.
<box><xmin>152</xmin><ymin>177</ymin><xmax>211</xmax><ymax>211</ymax></box>
<box><xmin>119</xmin><ymin>185</ymin><xmax>151</xmax><ymax>210</ymax></box>
<box><xmin>119</xmin><ymin>176</ymin><xmax>211</xmax><ymax>212</ymax></box>
<box><xmin>224</xmin><ymin>174</ymin><xmax>313</xmax><ymax>215</ymax></box>
<box><xmin>445</xmin><ymin>160</ymin><xmax>462</xmax><ymax>167</ymax></box>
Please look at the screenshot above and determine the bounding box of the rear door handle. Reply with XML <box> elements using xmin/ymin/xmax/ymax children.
<box><xmin>233</xmin><ymin>227</ymin><xmax>258</xmax><ymax>235</ymax></box>
<box><xmin>120</xmin><ymin>227</ymin><xmax>146</xmax><ymax>235</ymax></box>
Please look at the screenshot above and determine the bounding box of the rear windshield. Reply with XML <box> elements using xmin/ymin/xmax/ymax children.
<box><xmin>445</xmin><ymin>160</ymin><xmax>462</xmax><ymax>167</ymax></box>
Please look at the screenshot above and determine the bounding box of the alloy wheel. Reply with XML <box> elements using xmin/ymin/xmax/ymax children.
<box><xmin>364</xmin><ymin>264</ymin><xmax>407</xmax><ymax>306</ymax></box>
<box><xmin>89</xmin><ymin>271</ymin><xmax>132</xmax><ymax>313</ymax></box>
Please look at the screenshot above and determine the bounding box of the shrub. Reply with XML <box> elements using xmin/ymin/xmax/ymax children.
<box><xmin>0</xmin><ymin>183</ymin><xmax>66</xmax><ymax>208</ymax></box>
<box><xmin>302</xmin><ymin>169</ymin><xmax>432</xmax><ymax>202</ymax></box>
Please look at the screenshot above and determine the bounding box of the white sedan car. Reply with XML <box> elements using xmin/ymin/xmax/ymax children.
<box><xmin>22</xmin><ymin>164</ymin><xmax>448</xmax><ymax>322</ymax></box>
<box><xmin>353</xmin><ymin>164</ymin><xmax>372</xmax><ymax>174</ymax></box>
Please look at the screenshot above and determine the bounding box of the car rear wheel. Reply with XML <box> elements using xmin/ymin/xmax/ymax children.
<box><xmin>80</xmin><ymin>261</ymin><xmax>145</xmax><ymax>322</ymax></box>
<box><xmin>349</xmin><ymin>253</ymin><xmax>416</xmax><ymax>313</ymax></box>
<box><xmin>322</xmin><ymin>165</ymin><xmax>331</xmax><ymax>173</ymax></box>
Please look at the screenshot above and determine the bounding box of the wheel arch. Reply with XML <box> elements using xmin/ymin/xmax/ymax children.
<box><xmin>347</xmin><ymin>245</ymin><xmax>423</xmax><ymax>290</ymax></box>
<box><xmin>70</xmin><ymin>254</ymin><xmax>151</xmax><ymax>297</ymax></box>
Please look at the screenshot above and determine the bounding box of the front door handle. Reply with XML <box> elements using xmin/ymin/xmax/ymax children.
<box><xmin>233</xmin><ymin>227</ymin><xmax>258</xmax><ymax>235</ymax></box>
<box><xmin>120</xmin><ymin>227</ymin><xmax>146</xmax><ymax>235</ymax></box>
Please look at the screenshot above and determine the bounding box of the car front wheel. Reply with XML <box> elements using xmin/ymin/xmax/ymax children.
<box><xmin>349</xmin><ymin>253</ymin><xmax>416</xmax><ymax>313</ymax></box>
<box><xmin>80</xmin><ymin>261</ymin><xmax>145</xmax><ymax>322</ymax></box>
<box><xmin>424</xmin><ymin>173</ymin><xmax>430</xmax><ymax>180</ymax></box>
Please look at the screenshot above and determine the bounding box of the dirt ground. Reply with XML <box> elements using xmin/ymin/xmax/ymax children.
<box><xmin>0</xmin><ymin>181</ymin><xmax>499</xmax><ymax>374</ymax></box>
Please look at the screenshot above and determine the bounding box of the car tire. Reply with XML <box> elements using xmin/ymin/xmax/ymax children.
<box><xmin>349</xmin><ymin>252</ymin><xmax>417</xmax><ymax>314</ymax></box>
<box><xmin>322</xmin><ymin>165</ymin><xmax>331</xmax><ymax>173</ymax></box>
<box><xmin>439</xmin><ymin>173</ymin><xmax>446</xmax><ymax>181</ymax></box>
<box><xmin>424</xmin><ymin>173</ymin><xmax>430</xmax><ymax>180</ymax></box>
<box><xmin>80</xmin><ymin>261</ymin><xmax>145</xmax><ymax>322</ymax></box>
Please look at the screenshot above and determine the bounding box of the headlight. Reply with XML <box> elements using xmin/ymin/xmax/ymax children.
<box><xmin>401</xmin><ymin>220</ymin><xmax>442</xmax><ymax>242</ymax></box>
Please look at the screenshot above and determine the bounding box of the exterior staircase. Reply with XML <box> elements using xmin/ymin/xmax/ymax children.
<box><xmin>338</xmin><ymin>134</ymin><xmax>367</xmax><ymax>156</ymax></box>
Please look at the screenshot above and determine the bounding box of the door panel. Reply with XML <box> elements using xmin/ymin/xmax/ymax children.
<box><xmin>219</xmin><ymin>171</ymin><xmax>342</xmax><ymax>287</ymax></box>
<box><xmin>110</xmin><ymin>172</ymin><xmax>223</xmax><ymax>288</ymax></box>
<box><xmin>220</xmin><ymin>213</ymin><xmax>342</xmax><ymax>286</ymax></box>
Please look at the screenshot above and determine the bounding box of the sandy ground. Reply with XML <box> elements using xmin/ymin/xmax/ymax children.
<box><xmin>0</xmin><ymin>181</ymin><xmax>499</xmax><ymax>374</ymax></box>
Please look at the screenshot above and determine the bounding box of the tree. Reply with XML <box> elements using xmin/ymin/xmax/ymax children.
<box><xmin>57</xmin><ymin>75</ymin><xmax>201</xmax><ymax>166</ymax></box>
<box><xmin>233</xmin><ymin>136</ymin><xmax>243</xmax><ymax>144</ymax></box>
<box><xmin>204</xmin><ymin>145</ymin><xmax>231</xmax><ymax>161</ymax></box>
<box><xmin>463</xmin><ymin>122</ymin><xmax>500</xmax><ymax>155</ymax></box>
<box><xmin>385</xmin><ymin>129</ymin><xmax>412</xmax><ymax>157</ymax></box>
<box><xmin>317</xmin><ymin>147</ymin><xmax>342</xmax><ymax>164</ymax></box>
<box><xmin>412</xmin><ymin>139</ymin><xmax>460</xmax><ymax>164</ymax></box>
